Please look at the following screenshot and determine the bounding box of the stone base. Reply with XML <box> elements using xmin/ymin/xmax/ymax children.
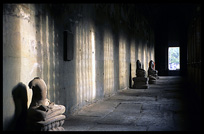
<box><xmin>27</xmin><ymin>115</ymin><xmax>66</xmax><ymax>131</ymax></box>
<box><xmin>132</xmin><ymin>77</ymin><xmax>149</xmax><ymax>89</ymax></box>
<box><xmin>149</xmin><ymin>80</ymin><xmax>156</xmax><ymax>84</ymax></box>
<box><xmin>133</xmin><ymin>77</ymin><xmax>148</xmax><ymax>83</ymax></box>
<box><xmin>27</xmin><ymin>104</ymin><xmax>66</xmax><ymax>121</ymax></box>
<box><xmin>49</xmin><ymin>126</ymin><xmax>65</xmax><ymax>131</ymax></box>
<box><xmin>148</xmin><ymin>75</ymin><xmax>157</xmax><ymax>84</ymax></box>
<box><xmin>132</xmin><ymin>84</ymin><xmax>149</xmax><ymax>89</ymax></box>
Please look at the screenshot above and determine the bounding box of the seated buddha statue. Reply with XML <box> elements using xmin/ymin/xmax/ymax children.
<box><xmin>132</xmin><ymin>60</ymin><xmax>149</xmax><ymax>89</ymax></box>
<box><xmin>136</xmin><ymin>60</ymin><xmax>146</xmax><ymax>77</ymax></box>
<box><xmin>26</xmin><ymin>77</ymin><xmax>66</xmax><ymax>131</ymax></box>
<box><xmin>148</xmin><ymin>60</ymin><xmax>159</xmax><ymax>79</ymax></box>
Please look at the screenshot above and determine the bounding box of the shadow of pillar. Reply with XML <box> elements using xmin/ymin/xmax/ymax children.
<box><xmin>12</xmin><ymin>82</ymin><xmax>28</xmax><ymax>131</ymax></box>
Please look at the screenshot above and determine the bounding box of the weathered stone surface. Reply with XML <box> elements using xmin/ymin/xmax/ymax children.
<box><xmin>27</xmin><ymin>77</ymin><xmax>66</xmax><ymax>131</ymax></box>
<box><xmin>133</xmin><ymin>84</ymin><xmax>149</xmax><ymax>89</ymax></box>
<box><xmin>133</xmin><ymin>77</ymin><xmax>148</xmax><ymax>82</ymax></box>
<box><xmin>77</xmin><ymin>101</ymin><xmax>119</xmax><ymax>117</ymax></box>
<box><xmin>35</xmin><ymin>115</ymin><xmax>66</xmax><ymax>126</ymax></box>
<box><xmin>49</xmin><ymin>126</ymin><xmax>65</xmax><ymax>131</ymax></box>
<box><xmin>27</xmin><ymin>115</ymin><xmax>65</xmax><ymax>131</ymax></box>
<box><xmin>114</xmin><ymin>103</ymin><xmax>142</xmax><ymax>114</ymax></box>
<box><xmin>27</xmin><ymin>104</ymin><xmax>65</xmax><ymax>121</ymax></box>
<box><xmin>63</xmin><ymin>76</ymin><xmax>199</xmax><ymax>131</ymax></box>
<box><xmin>148</xmin><ymin>78</ymin><xmax>156</xmax><ymax>84</ymax></box>
<box><xmin>96</xmin><ymin>111</ymin><xmax>139</xmax><ymax>125</ymax></box>
<box><xmin>3</xmin><ymin>4</ymin><xmax>156</xmax><ymax>130</ymax></box>
<box><xmin>63</xmin><ymin>115</ymin><xmax>98</xmax><ymax>131</ymax></box>
<box><xmin>89</xmin><ymin>124</ymin><xmax>147</xmax><ymax>131</ymax></box>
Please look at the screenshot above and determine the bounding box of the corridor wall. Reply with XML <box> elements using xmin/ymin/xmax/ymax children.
<box><xmin>3</xmin><ymin>4</ymin><xmax>155</xmax><ymax>130</ymax></box>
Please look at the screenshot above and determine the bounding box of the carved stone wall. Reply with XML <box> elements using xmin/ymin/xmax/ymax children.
<box><xmin>3</xmin><ymin>4</ymin><xmax>155</xmax><ymax>130</ymax></box>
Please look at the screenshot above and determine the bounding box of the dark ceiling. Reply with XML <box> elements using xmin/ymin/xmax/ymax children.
<box><xmin>134</xmin><ymin>3</ymin><xmax>200</xmax><ymax>30</ymax></box>
<box><xmin>52</xmin><ymin>3</ymin><xmax>200</xmax><ymax>32</ymax></box>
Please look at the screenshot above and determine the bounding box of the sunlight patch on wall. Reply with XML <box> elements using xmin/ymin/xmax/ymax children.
<box><xmin>20</xmin><ymin>13</ymin><xmax>37</xmax><ymax>82</ymax></box>
<box><xmin>76</xmin><ymin>24</ymin><xmax>82</xmax><ymax>106</ymax></box>
<box><xmin>138</xmin><ymin>42</ymin><xmax>142</xmax><ymax>64</ymax></box>
<box><xmin>45</xmin><ymin>15</ymin><xmax>51</xmax><ymax>99</ymax></box>
<box><xmin>130</xmin><ymin>40</ymin><xmax>136</xmax><ymax>80</ymax></box>
<box><xmin>51</xmin><ymin>20</ymin><xmax>56</xmax><ymax>102</ymax></box>
<box><xmin>147</xmin><ymin>44</ymin><xmax>150</xmax><ymax>69</ymax></box>
<box><xmin>91</xmin><ymin>28</ymin><xmax>96</xmax><ymax>100</ymax></box>
<box><xmin>75</xmin><ymin>21</ymin><xmax>96</xmax><ymax>108</ymax></box>
<box><xmin>36</xmin><ymin>12</ymin><xmax>57</xmax><ymax>104</ymax></box>
<box><xmin>18</xmin><ymin>5</ymin><xmax>37</xmax><ymax>108</ymax></box>
<box><xmin>19</xmin><ymin>6</ymin><xmax>59</xmax><ymax>105</ymax></box>
<box><xmin>143</xmin><ymin>43</ymin><xmax>147</xmax><ymax>72</ymax></box>
<box><xmin>119</xmin><ymin>35</ymin><xmax>127</xmax><ymax>90</ymax></box>
<box><xmin>104</xmin><ymin>30</ymin><xmax>114</xmax><ymax>96</ymax></box>
<box><xmin>75</xmin><ymin>25</ymin><xmax>80</xmax><ymax>107</ymax></box>
<box><xmin>40</xmin><ymin>15</ymin><xmax>44</xmax><ymax>79</ymax></box>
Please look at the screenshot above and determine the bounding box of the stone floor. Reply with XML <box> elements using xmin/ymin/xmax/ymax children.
<box><xmin>63</xmin><ymin>76</ymin><xmax>201</xmax><ymax>131</ymax></box>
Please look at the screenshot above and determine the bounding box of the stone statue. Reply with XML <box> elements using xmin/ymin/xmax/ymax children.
<box><xmin>28</xmin><ymin>77</ymin><xmax>49</xmax><ymax>107</ymax></box>
<box><xmin>136</xmin><ymin>60</ymin><xmax>146</xmax><ymax>77</ymax></box>
<box><xmin>132</xmin><ymin>60</ymin><xmax>149</xmax><ymax>89</ymax></box>
<box><xmin>26</xmin><ymin>77</ymin><xmax>66</xmax><ymax>131</ymax></box>
<box><xmin>148</xmin><ymin>60</ymin><xmax>159</xmax><ymax>84</ymax></box>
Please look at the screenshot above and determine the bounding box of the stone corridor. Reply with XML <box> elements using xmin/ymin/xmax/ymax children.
<box><xmin>63</xmin><ymin>76</ymin><xmax>200</xmax><ymax>131</ymax></box>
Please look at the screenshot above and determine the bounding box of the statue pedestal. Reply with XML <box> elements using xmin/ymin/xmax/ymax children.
<box><xmin>148</xmin><ymin>75</ymin><xmax>157</xmax><ymax>84</ymax></box>
<box><xmin>148</xmin><ymin>60</ymin><xmax>159</xmax><ymax>82</ymax></box>
<box><xmin>26</xmin><ymin>104</ymin><xmax>66</xmax><ymax>131</ymax></box>
<box><xmin>149</xmin><ymin>80</ymin><xmax>156</xmax><ymax>84</ymax></box>
<box><xmin>27</xmin><ymin>114</ymin><xmax>66</xmax><ymax>131</ymax></box>
<box><xmin>132</xmin><ymin>77</ymin><xmax>149</xmax><ymax>89</ymax></box>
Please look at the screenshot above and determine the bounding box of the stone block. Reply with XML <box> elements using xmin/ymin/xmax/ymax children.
<box><xmin>49</xmin><ymin>126</ymin><xmax>65</xmax><ymax>131</ymax></box>
<box><xmin>133</xmin><ymin>77</ymin><xmax>148</xmax><ymax>82</ymax></box>
<box><xmin>133</xmin><ymin>84</ymin><xmax>149</xmax><ymax>89</ymax></box>
<box><xmin>27</xmin><ymin>115</ymin><xmax>66</xmax><ymax>131</ymax></box>
<box><xmin>149</xmin><ymin>80</ymin><xmax>156</xmax><ymax>84</ymax></box>
<box><xmin>89</xmin><ymin>124</ymin><xmax>147</xmax><ymax>131</ymax></box>
<box><xmin>27</xmin><ymin>104</ymin><xmax>66</xmax><ymax>121</ymax></box>
<box><xmin>132</xmin><ymin>77</ymin><xmax>149</xmax><ymax>89</ymax></box>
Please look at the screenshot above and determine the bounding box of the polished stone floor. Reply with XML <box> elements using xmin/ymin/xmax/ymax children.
<box><xmin>63</xmin><ymin>76</ymin><xmax>201</xmax><ymax>131</ymax></box>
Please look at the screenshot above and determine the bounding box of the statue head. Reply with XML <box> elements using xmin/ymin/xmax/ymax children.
<box><xmin>28</xmin><ymin>77</ymin><xmax>47</xmax><ymax>106</ymax></box>
<box><xmin>149</xmin><ymin>60</ymin><xmax>155</xmax><ymax>70</ymax></box>
<box><xmin>136</xmin><ymin>60</ymin><xmax>142</xmax><ymax>69</ymax></box>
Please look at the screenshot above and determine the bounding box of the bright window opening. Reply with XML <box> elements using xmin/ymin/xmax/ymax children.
<box><xmin>168</xmin><ymin>47</ymin><xmax>180</xmax><ymax>70</ymax></box>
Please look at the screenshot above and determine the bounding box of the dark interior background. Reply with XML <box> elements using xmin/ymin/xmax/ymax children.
<box><xmin>136</xmin><ymin>3</ymin><xmax>198</xmax><ymax>76</ymax></box>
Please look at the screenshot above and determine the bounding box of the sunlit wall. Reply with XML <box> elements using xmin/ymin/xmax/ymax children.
<box><xmin>119</xmin><ymin>34</ymin><xmax>128</xmax><ymax>90</ymax></box>
<box><xmin>3</xmin><ymin>4</ymin><xmax>155</xmax><ymax>130</ymax></box>
<box><xmin>130</xmin><ymin>39</ymin><xmax>136</xmax><ymax>86</ymax></box>
<box><xmin>104</xmin><ymin>29</ymin><xmax>114</xmax><ymax>96</ymax></box>
<box><xmin>138</xmin><ymin>41</ymin><xmax>143</xmax><ymax>67</ymax></box>
<box><xmin>3</xmin><ymin>4</ymin><xmax>64</xmax><ymax>130</ymax></box>
<box><xmin>74</xmin><ymin>19</ymin><xmax>96</xmax><ymax>109</ymax></box>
